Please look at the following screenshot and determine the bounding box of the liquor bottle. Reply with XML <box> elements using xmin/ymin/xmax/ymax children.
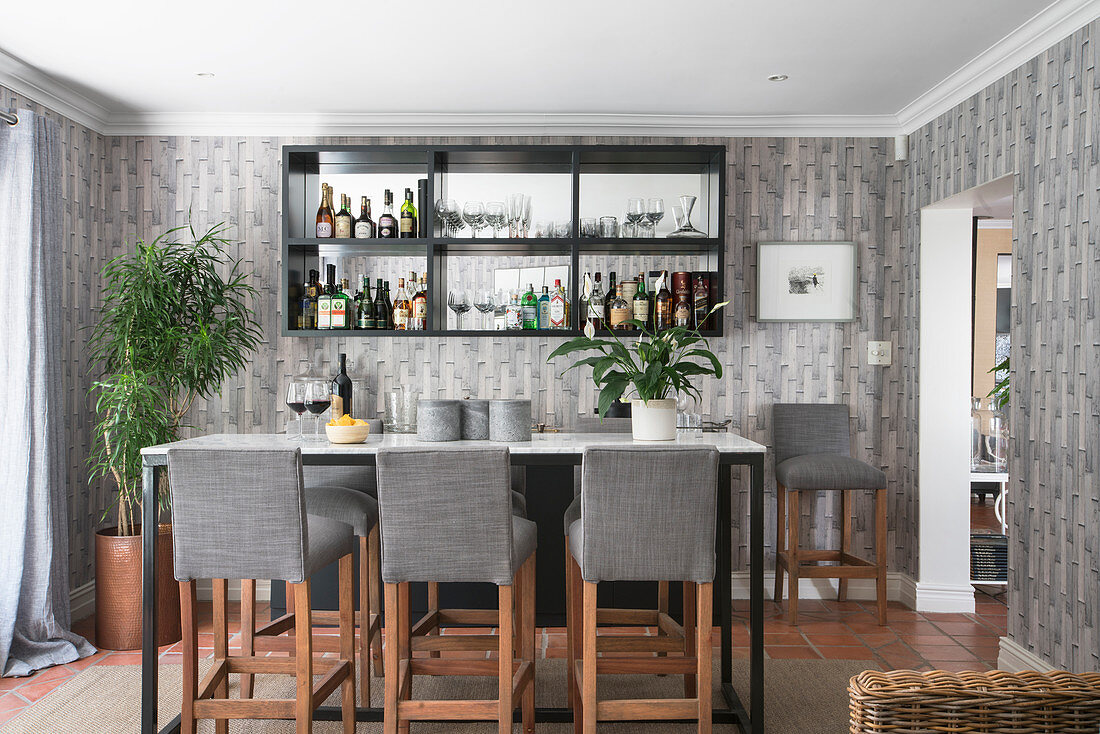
<box><xmin>354</xmin><ymin>196</ymin><xmax>375</xmax><ymax>238</ymax></box>
<box><xmin>330</xmin><ymin>277</ymin><xmax>350</xmax><ymax>329</ymax></box>
<box><xmin>506</xmin><ymin>293</ymin><xmax>522</xmax><ymax>330</ymax></box>
<box><xmin>357</xmin><ymin>276</ymin><xmax>375</xmax><ymax>329</ymax></box>
<box><xmin>672</xmin><ymin>271</ymin><xmax>692</xmax><ymax>327</ymax></box>
<box><xmin>316</xmin><ymin>183</ymin><xmax>334</xmax><ymax>238</ymax></box>
<box><xmin>654</xmin><ymin>270</ymin><xmax>672</xmax><ymax>330</ymax></box>
<box><xmin>411</xmin><ymin>273</ymin><xmax>428</xmax><ymax>330</ymax></box>
<box><xmin>392</xmin><ymin>278</ymin><xmax>411</xmax><ymax>330</ymax></box>
<box><xmin>382</xmin><ymin>280</ymin><xmax>394</xmax><ymax>329</ymax></box>
<box><xmin>399</xmin><ymin>188</ymin><xmax>418</xmax><ymax>238</ymax></box>
<box><xmin>587</xmin><ymin>272</ymin><xmax>605</xmax><ymax>329</ymax></box>
<box><xmin>521</xmin><ymin>284</ymin><xmax>538</xmax><ymax>329</ymax></box>
<box><xmin>378</xmin><ymin>189</ymin><xmax>398</xmax><ymax>238</ymax></box>
<box><xmin>604</xmin><ymin>271</ymin><xmax>617</xmax><ymax>324</ymax></box>
<box><xmin>609</xmin><ymin>284</ymin><xmax>631</xmax><ymax>330</ymax></box>
<box><xmin>317</xmin><ymin>264</ymin><xmax>337</xmax><ymax>329</ymax></box>
<box><xmin>693</xmin><ymin>273</ymin><xmax>710</xmax><ymax>330</ymax></box>
<box><xmin>335</xmin><ymin>194</ymin><xmax>354</xmax><ymax>239</ymax></box>
<box><xmin>632</xmin><ymin>272</ymin><xmax>649</xmax><ymax>329</ymax></box>
<box><xmin>579</xmin><ymin>272</ymin><xmax>590</xmax><ymax>324</ymax></box>
<box><xmin>374</xmin><ymin>278</ymin><xmax>389</xmax><ymax>329</ymax></box>
<box><xmin>549</xmin><ymin>279</ymin><xmax>569</xmax><ymax>329</ymax></box>
<box><xmin>331</xmin><ymin>353</ymin><xmax>354</xmax><ymax>418</ymax></box>
<box><xmin>298</xmin><ymin>282</ymin><xmax>311</xmax><ymax>329</ymax></box>
<box><xmin>537</xmin><ymin>286</ymin><xmax>551</xmax><ymax>329</ymax></box>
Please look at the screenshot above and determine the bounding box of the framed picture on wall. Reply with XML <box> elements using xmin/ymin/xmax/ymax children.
<box><xmin>756</xmin><ymin>241</ymin><xmax>857</xmax><ymax>322</ymax></box>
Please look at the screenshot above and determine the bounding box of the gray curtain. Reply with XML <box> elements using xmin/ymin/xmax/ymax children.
<box><xmin>0</xmin><ymin>111</ymin><xmax>96</xmax><ymax>676</ymax></box>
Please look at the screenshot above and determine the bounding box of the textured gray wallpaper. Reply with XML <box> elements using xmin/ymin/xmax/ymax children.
<box><xmin>907</xmin><ymin>20</ymin><xmax>1100</xmax><ymax>671</ymax></box>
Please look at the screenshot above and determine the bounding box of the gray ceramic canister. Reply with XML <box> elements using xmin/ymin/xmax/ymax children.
<box><xmin>461</xmin><ymin>399</ymin><xmax>490</xmax><ymax>440</ymax></box>
<box><xmin>489</xmin><ymin>399</ymin><xmax>532</xmax><ymax>442</ymax></box>
<box><xmin>416</xmin><ymin>400</ymin><xmax>462</xmax><ymax>442</ymax></box>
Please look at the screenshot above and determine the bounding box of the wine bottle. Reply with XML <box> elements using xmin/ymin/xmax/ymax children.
<box><xmin>604</xmin><ymin>271</ymin><xmax>617</xmax><ymax>325</ymax></box>
<box><xmin>316</xmin><ymin>183</ymin><xmax>334</xmax><ymax>238</ymax></box>
<box><xmin>378</xmin><ymin>189</ymin><xmax>398</xmax><ymax>238</ymax></box>
<box><xmin>654</xmin><ymin>270</ymin><xmax>672</xmax><ymax>331</ymax></box>
<box><xmin>610</xmin><ymin>284</ymin><xmax>631</xmax><ymax>330</ymax></box>
<box><xmin>392</xmin><ymin>278</ymin><xmax>410</xmax><ymax>330</ymax></box>
<box><xmin>521</xmin><ymin>284</ymin><xmax>538</xmax><ymax>330</ymax></box>
<box><xmin>374</xmin><ymin>278</ymin><xmax>389</xmax><ymax>329</ymax></box>
<box><xmin>537</xmin><ymin>286</ymin><xmax>551</xmax><ymax>329</ymax></box>
<box><xmin>354</xmin><ymin>196</ymin><xmax>375</xmax><ymax>238</ymax></box>
<box><xmin>399</xmin><ymin>188</ymin><xmax>418</xmax><ymax>238</ymax></box>
<box><xmin>587</xmin><ymin>272</ymin><xmax>605</xmax><ymax>329</ymax></box>
<box><xmin>382</xmin><ymin>280</ymin><xmax>394</xmax><ymax>329</ymax></box>
<box><xmin>331</xmin><ymin>353</ymin><xmax>354</xmax><ymax>418</ymax></box>
<box><xmin>357</xmin><ymin>275</ymin><xmax>375</xmax><ymax>329</ymax></box>
<box><xmin>632</xmin><ymin>271</ymin><xmax>649</xmax><ymax>329</ymax></box>
<box><xmin>335</xmin><ymin>194</ymin><xmax>354</xmax><ymax>239</ymax></box>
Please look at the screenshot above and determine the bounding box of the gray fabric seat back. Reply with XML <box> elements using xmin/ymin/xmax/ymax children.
<box><xmin>579</xmin><ymin>446</ymin><xmax>719</xmax><ymax>583</ymax></box>
<box><xmin>303</xmin><ymin>418</ymin><xmax>383</xmax><ymax>495</ymax></box>
<box><xmin>168</xmin><ymin>448</ymin><xmax>309</xmax><ymax>583</ymax></box>
<box><xmin>773</xmin><ymin>403</ymin><xmax>851</xmax><ymax>465</ymax></box>
<box><xmin>376</xmin><ymin>447</ymin><xmax>515</xmax><ymax>585</ymax></box>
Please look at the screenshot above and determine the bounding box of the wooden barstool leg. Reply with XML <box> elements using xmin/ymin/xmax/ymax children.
<box><xmin>875</xmin><ymin>488</ymin><xmax>888</xmax><ymax>625</ymax></box>
<box><xmin>683</xmin><ymin>581</ymin><xmax>697</xmax><ymax>697</ymax></box>
<box><xmin>581</xmin><ymin>580</ymin><xmax>598</xmax><ymax>734</ymax></box>
<box><xmin>240</xmin><ymin>579</ymin><xmax>256</xmax><ymax>699</ymax></box>
<box><xmin>696</xmin><ymin>582</ymin><xmax>713</xmax><ymax>734</ymax></box>
<box><xmin>212</xmin><ymin>579</ymin><xmax>228</xmax><ymax>734</ymax></box>
<box><xmin>293</xmin><ymin>580</ymin><xmax>313</xmax><ymax>734</ymax></box>
<box><xmin>383</xmin><ymin>583</ymin><xmax>399</xmax><ymax>734</ymax></box>
<box><xmin>180</xmin><ymin>580</ymin><xmax>198</xmax><ymax>734</ymax></box>
<box><xmin>369</xmin><ymin>525</ymin><xmax>384</xmax><ymax>678</ymax></box>
<box><xmin>838</xmin><ymin>489</ymin><xmax>851</xmax><ymax>602</ymax></box>
<box><xmin>521</xmin><ymin>555</ymin><xmax>536</xmax><ymax>734</ymax></box>
<box><xmin>774</xmin><ymin>483</ymin><xmax>787</xmax><ymax>604</ymax></box>
<box><xmin>358</xmin><ymin>536</ymin><xmax>371</xmax><ymax>706</ymax></box>
<box><xmin>339</xmin><ymin>554</ymin><xmax>356</xmax><ymax>734</ymax></box>
<box><xmin>427</xmin><ymin>581</ymin><xmax>441</xmax><ymax>658</ymax></box>
<box><xmin>498</xmin><ymin>581</ymin><xmax>514</xmax><ymax>734</ymax></box>
<box><xmin>397</xmin><ymin>583</ymin><xmax>411</xmax><ymax>734</ymax></box>
<box><xmin>565</xmin><ymin>544</ymin><xmax>576</xmax><ymax>712</ymax></box>
<box><xmin>787</xmin><ymin>490</ymin><xmax>801</xmax><ymax>624</ymax></box>
<box><xmin>285</xmin><ymin>580</ymin><xmax>296</xmax><ymax>631</ymax></box>
<box><xmin>657</xmin><ymin>580</ymin><xmax>670</xmax><ymax>673</ymax></box>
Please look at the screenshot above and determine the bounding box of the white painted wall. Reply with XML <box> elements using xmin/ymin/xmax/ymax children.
<box><xmin>917</xmin><ymin>206</ymin><xmax>977</xmax><ymax>613</ymax></box>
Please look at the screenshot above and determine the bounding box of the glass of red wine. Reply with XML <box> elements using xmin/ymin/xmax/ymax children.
<box><xmin>285</xmin><ymin>379</ymin><xmax>307</xmax><ymax>441</ymax></box>
<box><xmin>303</xmin><ymin>379</ymin><xmax>332</xmax><ymax>442</ymax></box>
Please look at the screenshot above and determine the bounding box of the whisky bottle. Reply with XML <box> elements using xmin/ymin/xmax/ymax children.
<box><xmin>610</xmin><ymin>284</ymin><xmax>631</xmax><ymax>330</ymax></box>
<box><xmin>378</xmin><ymin>189</ymin><xmax>398</xmax><ymax>238</ymax></box>
<box><xmin>693</xmin><ymin>273</ymin><xmax>710</xmax><ymax>329</ymax></box>
<box><xmin>672</xmin><ymin>271</ymin><xmax>692</xmax><ymax>327</ymax></box>
<box><xmin>354</xmin><ymin>196</ymin><xmax>375</xmax><ymax>238</ymax></box>
<box><xmin>537</xmin><ymin>286</ymin><xmax>551</xmax><ymax>329</ymax></box>
<box><xmin>335</xmin><ymin>194</ymin><xmax>354</xmax><ymax>239</ymax></box>
<box><xmin>392</xmin><ymin>278</ymin><xmax>411</xmax><ymax>330</ymax></box>
<box><xmin>316</xmin><ymin>183</ymin><xmax>334</xmax><ymax>238</ymax></box>
<box><xmin>411</xmin><ymin>274</ymin><xmax>428</xmax><ymax>330</ymax></box>
<box><xmin>632</xmin><ymin>271</ymin><xmax>649</xmax><ymax>329</ymax></box>
<box><xmin>521</xmin><ymin>284</ymin><xmax>538</xmax><ymax>330</ymax></box>
<box><xmin>654</xmin><ymin>270</ymin><xmax>672</xmax><ymax>331</ymax></box>
<box><xmin>549</xmin><ymin>279</ymin><xmax>569</xmax><ymax>329</ymax></box>
<box><xmin>399</xmin><ymin>188</ymin><xmax>418</xmax><ymax>238</ymax></box>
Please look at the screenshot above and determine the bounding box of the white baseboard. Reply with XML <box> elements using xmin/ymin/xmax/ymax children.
<box><xmin>913</xmin><ymin>582</ymin><xmax>977</xmax><ymax>613</ymax></box>
<box><xmin>69</xmin><ymin>581</ymin><xmax>96</xmax><ymax>622</ymax></box>
<box><xmin>733</xmin><ymin>571</ymin><xmax>917</xmax><ymax>608</ymax></box>
<box><xmin>998</xmin><ymin>637</ymin><xmax>1055</xmax><ymax>672</ymax></box>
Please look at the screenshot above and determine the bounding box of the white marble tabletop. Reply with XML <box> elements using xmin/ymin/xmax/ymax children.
<box><xmin>141</xmin><ymin>431</ymin><xmax>767</xmax><ymax>461</ymax></box>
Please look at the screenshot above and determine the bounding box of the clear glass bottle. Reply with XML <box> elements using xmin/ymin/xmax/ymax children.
<box><xmin>970</xmin><ymin>397</ymin><xmax>983</xmax><ymax>470</ymax></box>
<box><xmin>610</xmin><ymin>284</ymin><xmax>631</xmax><ymax>330</ymax></box>
<box><xmin>587</xmin><ymin>272</ymin><xmax>604</xmax><ymax>329</ymax></box>
<box><xmin>506</xmin><ymin>293</ymin><xmax>523</xmax><ymax>330</ymax></box>
<box><xmin>537</xmin><ymin>286</ymin><xmax>551</xmax><ymax>329</ymax></box>
<box><xmin>986</xmin><ymin>400</ymin><xmax>1008</xmax><ymax>472</ymax></box>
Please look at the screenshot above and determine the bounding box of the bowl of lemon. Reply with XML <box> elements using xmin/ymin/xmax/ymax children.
<box><xmin>325</xmin><ymin>414</ymin><xmax>372</xmax><ymax>444</ymax></box>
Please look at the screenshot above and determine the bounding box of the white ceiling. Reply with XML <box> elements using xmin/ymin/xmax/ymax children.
<box><xmin>1</xmin><ymin>0</ymin><xmax>1097</xmax><ymax>135</ymax></box>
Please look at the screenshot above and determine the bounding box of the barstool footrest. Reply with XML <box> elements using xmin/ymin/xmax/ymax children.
<box><xmin>596</xmin><ymin>698</ymin><xmax>700</xmax><ymax>721</ymax></box>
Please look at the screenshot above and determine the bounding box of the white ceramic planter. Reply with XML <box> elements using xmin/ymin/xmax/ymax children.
<box><xmin>630</xmin><ymin>398</ymin><xmax>677</xmax><ymax>441</ymax></box>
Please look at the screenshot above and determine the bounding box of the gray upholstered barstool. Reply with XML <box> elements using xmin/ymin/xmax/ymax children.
<box><xmin>376</xmin><ymin>447</ymin><xmax>537</xmax><ymax>734</ymax></box>
<box><xmin>168</xmin><ymin>447</ymin><xmax>356</xmax><ymax>734</ymax></box>
<box><xmin>772</xmin><ymin>403</ymin><xmax>889</xmax><ymax>625</ymax></box>
<box><xmin>567</xmin><ymin>446</ymin><xmax>719</xmax><ymax>734</ymax></box>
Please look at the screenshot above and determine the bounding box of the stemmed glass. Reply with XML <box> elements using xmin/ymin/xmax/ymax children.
<box><xmin>436</xmin><ymin>199</ymin><xmax>465</xmax><ymax>236</ymax></box>
<box><xmin>448</xmin><ymin>289</ymin><xmax>471</xmax><ymax>329</ymax></box>
<box><xmin>626</xmin><ymin>198</ymin><xmax>646</xmax><ymax>237</ymax></box>
<box><xmin>493</xmin><ymin>290</ymin><xmax>509</xmax><ymax>329</ymax></box>
<box><xmin>473</xmin><ymin>289</ymin><xmax>495</xmax><ymax>329</ymax></box>
<box><xmin>285</xmin><ymin>379</ymin><xmax>307</xmax><ymax>441</ymax></box>
<box><xmin>303</xmin><ymin>379</ymin><xmax>332</xmax><ymax>441</ymax></box>
<box><xmin>646</xmin><ymin>197</ymin><xmax>665</xmax><ymax>233</ymax></box>
<box><xmin>462</xmin><ymin>201</ymin><xmax>487</xmax><ymax>238</ymax></box>
<box><xmin>485</xmin><ymin>201</ymin><xmax>507</xmax><ymax>237</ymax></box>
<box><xmin>507</xmin><ymin>194</ymin><xmax>530</xmax><ymax>238</ymax></box>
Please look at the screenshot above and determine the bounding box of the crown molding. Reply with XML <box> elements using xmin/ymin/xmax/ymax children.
<box><xmin>897</xmin><ymin>0</ymin><xmax>1100</xmax><ymax>133</ymax></box>
<box><xmin>0</xmin><ymin>47</ymin><xmax>110</xmax><ymax>132</ymax></box>
<box><xmin>102</xmin><ymin>111</ymin><xmax>901</xmax><ymax>137</ymax></box>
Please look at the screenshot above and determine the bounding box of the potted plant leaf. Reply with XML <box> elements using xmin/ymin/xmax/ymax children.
<box><xmin>87</xmin><ymin>221</ymin><xmax>262</xmax><ymax>649</ymax></box>
<box><xmin>549</xmin><ymin>300</ymin><xmax>727</xmax><ymax>440</ymax></box>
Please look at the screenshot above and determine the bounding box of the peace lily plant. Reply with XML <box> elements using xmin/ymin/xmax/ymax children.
<box><xmin>549</xmin><ymin>282</ymin><xmax>727</xmax><ymax>440</ymax></box>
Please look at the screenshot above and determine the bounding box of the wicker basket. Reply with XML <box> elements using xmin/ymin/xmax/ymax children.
<box><xmin>849</xmin><ymin>669</ymin><xmax>1100</xmax><ymax>733</ymax></box>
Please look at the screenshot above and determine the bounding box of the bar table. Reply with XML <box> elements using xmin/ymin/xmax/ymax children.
<box><xmin>139</xmin><ymin>431</ymin><xmax>767</xmax><ymax>733</ymax></box>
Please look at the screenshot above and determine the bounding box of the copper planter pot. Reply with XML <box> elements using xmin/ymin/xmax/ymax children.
<box><xmin>94</xmin><ymin>524</ymin><xmax>181</xmax><ymax>650</ymax></box>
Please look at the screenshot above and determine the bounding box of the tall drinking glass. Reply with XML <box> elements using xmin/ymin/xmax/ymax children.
<box><xmin>285</xmin><ymin>380</ymin><xmax>307</xmax><ymax>441</ymax></box>
<box><xmin>303</xmin><ymin>379</ymin><xmax>332</xmax><ymax>441</ymax></box>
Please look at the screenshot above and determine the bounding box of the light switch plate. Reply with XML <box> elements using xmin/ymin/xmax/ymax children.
<box><xmin>868</xmin><ymin>341</ymin><xmax>892</xmax><ymax>366</ymax></box>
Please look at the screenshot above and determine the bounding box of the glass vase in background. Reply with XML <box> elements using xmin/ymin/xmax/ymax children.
<box><xmin>385</xmin><ymin>390</ymin><xmax>418</xmax><ymax>433</ymax></box>
<box><xmin>970</xmin><ymin>397</ymin><xmax>982</xmax><ymax>470</ymax></box>
<box><xmin>985</xmin><ymin>401</ymin><xmax>1008</xmax><ymax>472</ymax></box>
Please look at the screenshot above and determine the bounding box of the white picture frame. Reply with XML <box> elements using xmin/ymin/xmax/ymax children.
<box><xmin>756</xmin><ymin>241</ymin><xmax>857</xmax><ymax>322</ymax></box>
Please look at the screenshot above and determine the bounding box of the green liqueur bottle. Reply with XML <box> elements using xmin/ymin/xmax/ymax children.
<box><xmin>399</xmin><ymin>188</ymin><xmax>418</xmax><ymax>238</ymax></box>
<box><xmin>521</xmin><ymin>283</ymin><xmax>538</xmax><ymax>329</ymax></box>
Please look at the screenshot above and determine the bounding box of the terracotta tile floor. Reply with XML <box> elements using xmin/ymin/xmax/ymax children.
<box><xmin>0</xmin><ymin>591</ymin><xmax>1007</xmax><ymax>725</ymax></box>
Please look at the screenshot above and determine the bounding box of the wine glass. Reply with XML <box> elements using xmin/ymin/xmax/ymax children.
<box><xmin>473</xmin><ymin>289</ymin><xmax>495</xmax><ymax>329</ymax></box>
<box><xmin>442</xmin><ymin>199</ymin><xmax>465</xmax><ymax>236</ymax></box>
<box><xmin>493</xmin><ymin>289</ymin><xmax>509</xmax><ymax>329</ymax></box>
<box><xmin>303</xmin><ymin>379</ymin><xmax>332</xmax><ymax>441</ymax></box>
<box><xmin>285</xmin><ymin>379</ymin><xmax>307</xmax><ymax>441</ymax></box>
<box><xmin>448</xmin><ymin>289</ymin><xmax>471</xmax><ymax>329</ymax></box>
<box><xmin>646</xmin><ymin>197</ymin><xmax>665</xmax><ymax>233</ymax></box>
<box><xmin>485</xmin><ymin>201</ymin><xmax>507</xmax><ymax>237</ymax></box>
<box><xmin>435</xmin><ymin>198</ymin><xmax>452</xmax><ymax>236</ymax></box>
<box><xmin>462</xmin><ymin>201</ymin><xmax>486</xmax><ymax>238</ymax></box>
<box><xmin>626</xmin><ymin>198</ymin><xmax>646</xmax><ymax>226</ymax></box>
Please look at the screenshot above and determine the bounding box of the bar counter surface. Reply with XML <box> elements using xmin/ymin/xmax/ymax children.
<box><xmin>140</xmin><ymin>431</ymin><xmax>768</xmax><ymax>733</ymax></box>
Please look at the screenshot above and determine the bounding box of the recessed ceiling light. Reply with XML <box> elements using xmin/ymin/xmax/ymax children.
<box><xmin>767</xmin><ymin>74</ymin><xmax>789</xmax><ymax>82</ymax></box>
<box><xmin>195</xmin><ymin>72</ymin><xmax>215</xmax><ymax>78</ymax></box>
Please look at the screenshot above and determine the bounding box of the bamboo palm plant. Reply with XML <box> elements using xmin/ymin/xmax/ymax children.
<box><xmin>88</xmin><ymin>221</ymin><xmax>262</xmax><ymax>536</ymax></box>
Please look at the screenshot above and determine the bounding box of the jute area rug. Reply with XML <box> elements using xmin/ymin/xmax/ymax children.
<box><xmin>1</xmin><ymin>657</ymin><xmax>874</xmax><ymax>733</ymax></box>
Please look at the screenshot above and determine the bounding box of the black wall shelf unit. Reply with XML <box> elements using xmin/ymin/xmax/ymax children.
<box><xmin>281</xmin><ymin>144</ymin><xmax>726</xmax><ymax>338</ymax></box>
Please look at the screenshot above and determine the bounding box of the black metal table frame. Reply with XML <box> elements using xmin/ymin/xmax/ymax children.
<box><xmin>141</xmin><ymin>451</ymin><xmax>765</xmax><ymax>733</ymax></box>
